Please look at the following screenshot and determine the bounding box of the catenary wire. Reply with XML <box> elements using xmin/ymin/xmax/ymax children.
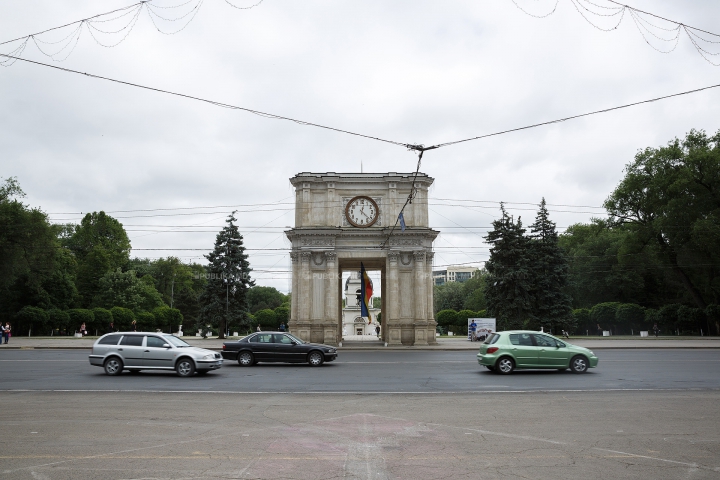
<box><xmin>3</xmin><ymin>52</ymin><xmax>720</xmax><ymax>155</ymax></box>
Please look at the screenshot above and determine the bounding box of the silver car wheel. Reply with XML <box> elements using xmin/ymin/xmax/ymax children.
<box><xmin>104</xmin><ymin>357</ymin><xmax>123</xmax><ymax>376</ymax></box>
<box><xmin>496</xmin><ymin>357</ymin><xmax>514</xmax><ymax>374</ymax></box>
<box><xmin>238</xmin><ymin>352</ymin><xmax>254</xmax><ymax>366</ymax></box>
<box><xmin>308</xmin><ymin>351</ymin><xmax>324</xmax><ymax>367</ymax></box>
<box><xmin>176</xmin><ymin>358</ymin><xmax>195</xmax><ymax>377</ymax></box>
<box><xmin>571</xmin><ymin>356</ymin><xmax>588</xmax><ymax>374</ymax></box>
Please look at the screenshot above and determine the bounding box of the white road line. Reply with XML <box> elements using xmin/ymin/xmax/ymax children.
<box><xmin>2</xmin><ymin>387</ymin><xmax>719</xmax><ymax>394</ymax></box>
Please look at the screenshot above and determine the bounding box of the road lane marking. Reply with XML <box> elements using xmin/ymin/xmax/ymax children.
<box><xmin>3</xmin><ymin>387</ymin><xmax>719</xmax><ymax>394</ymax></box>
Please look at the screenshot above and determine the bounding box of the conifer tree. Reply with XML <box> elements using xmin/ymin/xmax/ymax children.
<box><xmin>528</xmin><ymin>198</ymin><xmax>574</xmax><ymax>333</ymax></box>
<box><xmin>198</xmin><ymin>212</ymin><xmax>253</xmax><ymax>338</ymax></box>
<box><xmin>483</xmin><ymin>204</ymin><xmax>533</xmax><ymax>330</ymax></box>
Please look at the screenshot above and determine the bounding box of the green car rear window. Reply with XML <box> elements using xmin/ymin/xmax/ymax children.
<box><xmin>483</xmin><ymin>334</ymin><xmax>500</xmax><ymax>345</ymax></box>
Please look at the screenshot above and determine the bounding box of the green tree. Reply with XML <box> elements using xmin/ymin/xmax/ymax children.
<box><xmin>135</xmin><ymin>311</ymin><xmax>155</xmax><ymax>331</ymax></box>
<box><xmin>528</xmin><ymin>199</ymin><xmax>573</xmax><ymax>333</ymax></box>
<box><xmin>91</xmin><ymin>308</ymin><xmax>113</xmax><ymax>334</ymax></box>
<box><xmin>274</xmin><ymin>305</ymin><xmax>290</xmax><ymax>324</ymax></box>
<box><xmin>590</xmin><ymin>302</ymin><xmax>620</xmax><ymax>334</ymax></box>
<box><xmin>604</xmin><ymin>129</ymin><xmax>720</xmax><ymax>309</ymax></box>
<box><xmin>47</xmin><ymin>308</ymin><xmax>70</xmax><ymax>334</ymax></box>
<box><xmin>65</xmin><ymin>212</ymin><xmax>131</xmax><ymax>306</ymax></box>
<box><xmin>462</xmin><ymin>271</ymin><xmax>487</xmax><ymax>311</ymax></box>
<box><xmin>615</xmin><ymin>303</ymin><xmax>646</xmax><ymax>334</ymax></box>
<box><xmin>433</xmin><ymin>281</ymin><xmax>465</xmax><ymax>313</ymax></box>
<box><xmin>93</xmin><ymin>269</ymin><xmax>165</xmax><ymax>313</ymax></box>
<box><xmin>559</xmin><ymin>220</ymin><xmax>668</xmax><ymax>309</ymax></box>
<box><xmin>247</xmin><ymin>286</ymin><xmax>286</xmax><ymax>313</ymax></box>
<box><xmin>152</xmin><ymin>306</ymin><xmax>183</xmax><ymax>333</ymax></box>
<box><xmin>572</xmin><ymin>308</ymin><xmax>591</xmax><ymax>335</ymax></box>
<box><xmin>0</xmin><ymin>178</ymin><xmax>68</xmax><ymax>322</ymax></box>
<box><xmin>14</xmin><ymin>306</ymin><xmax>48</xmax><ymax>335</ymax></box>
<box><xmin>109</xmin><ymin>306</ymin><xmax>134</xmax><ymax>331</ymax></box>
<box><xmin>484</xmin><ymin>205</ymin><xmax>533</xmax><ymax>330</ymax></box>
<box><xmin>435</xmin><ymin>309</ymin><xmax>459</xmax><ymax>330</ymax></box>
<box><xmin>67</xmin><ymin>309</ymin><xmax>95</xmax><ymax>335</ymax></box>
<box><xmin>198</xmin><ymin>212</ymin><xmax>253</xmax><ymax>339</ymax></box>
<box><xmin>254</xmin><ymin>309</ymin><xmax>277</xmax><ymax>329</ymax></box>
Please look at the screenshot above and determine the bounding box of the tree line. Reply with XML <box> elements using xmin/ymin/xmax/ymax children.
<box><xmin>0</xmin><ymin>181</ymin><xmax>289</xmax><ymax>337</ymax></box>
<box><xmin>433</xmin><ymin>129</ymin><xmax>720</xmax><ymax>336</ymax></box>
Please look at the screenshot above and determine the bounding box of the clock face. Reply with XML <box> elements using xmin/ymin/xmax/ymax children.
<box><xmin>345</xmin><ymin>196</ymin><xmax>379</xmax><ymax>228</ymax></box>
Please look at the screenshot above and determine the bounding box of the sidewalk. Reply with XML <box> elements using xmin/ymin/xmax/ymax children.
<box><xmin>1</xmin><ymin>335</ymin><xmax>719</xmax><ymax>351</ymax></box>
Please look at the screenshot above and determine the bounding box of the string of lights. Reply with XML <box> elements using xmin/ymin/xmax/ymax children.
<box><xmin>511</xmin><ymin>0</ymin><xmax>720</xmax><ymax>65</ymax></box>
<box><xmin>0</xmin><ymin>0</ymin><xmax>266</xmax><ymax>66</ymax></box>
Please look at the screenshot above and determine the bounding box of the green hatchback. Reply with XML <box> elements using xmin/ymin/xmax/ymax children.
<box><xmin>477</xmin><ymin>330</ymin><xmax>599</xmax><ymax>374</ymax></box>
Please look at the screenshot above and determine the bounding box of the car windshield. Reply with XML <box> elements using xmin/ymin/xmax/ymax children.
<box><xmin>284</xmin><ymin>333</ymin><xmax>305</xmax><ymax>344</ymax></box>
<box><xmin>163</xmin><ymin>335</ymin><xmax>190</xmax><ymax>347</ymax></box>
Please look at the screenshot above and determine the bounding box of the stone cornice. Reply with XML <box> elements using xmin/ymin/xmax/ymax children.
<box><xmin>289</xmin><ymin>172</ymin><xmax>434</xmax><ymax>188</ymax></box>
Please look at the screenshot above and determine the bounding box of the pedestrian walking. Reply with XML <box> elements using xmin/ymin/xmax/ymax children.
<box><xmin>597</xmin><ymin>324</ymin><xmax>603</xmax><ymax>336</ymax></box>
<box><xmin>79</xmin><ymin>322</ymin><xmax>87</xmax><ymax>336</ymax></box>
<box><xmin>131</xmin><ymin>320</ymin><xmax>137</xmax><ymax>332</ymax></box>
<box><xmin>2</xmin><ymin>323</ymin><xmax>11</xmax><ymax>344</ymax></box>
<box><xmin>375</xmin><ymin>325</ymin><xmax>380</xmax><ymax>338</ymax></box>
<box><xmin>653</xmin><ymin>323</ymin><xmax>659</xmax><ymax>338</ymax></box>
<box><xmin>107</xmin><ymin>322</ymin><xmax>115</xmax><ymax>334</ymax></box>
<box><xmin>279</xmin><ymin>322</ymin><xmax>286</xmax><ymax>332</ymax></box>
<box><xmin>469</xmin><ymin>319</ymin><xmax>477</xmax><ymax>341</ymax></box>
<box><xmin>256</xmin><ymin>325</ymin><xmax>261</xmax><ymax>332</ymax></box>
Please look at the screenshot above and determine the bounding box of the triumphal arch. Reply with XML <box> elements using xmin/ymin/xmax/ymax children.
<box><xmin>285</xmin><ymin>172</ymin><xmax>439</xmax><ymax>346</ymax></box>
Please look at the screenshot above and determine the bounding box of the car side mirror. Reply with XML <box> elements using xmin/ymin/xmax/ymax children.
<box><xmin>162</xmin><ymin>343</ymin><xmax>171</xmax><ymax>348</ymax></box>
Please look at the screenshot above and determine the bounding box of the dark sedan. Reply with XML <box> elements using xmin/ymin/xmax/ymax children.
<box><xmin>222</xmin><ymin>332</ymin><xmax>338</xmax><ymax>367</ymax></box>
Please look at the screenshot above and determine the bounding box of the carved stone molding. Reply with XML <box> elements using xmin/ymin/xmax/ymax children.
<box><xmin>300</xmin><ymin>251</ymin><xmax>312</xmax><ymax>263</ymax></box>
<box><xmin>400</xmin><ymin>252</ymin><xmax>413</xmax><ymax>266</ymax></box>
<box><xmin>426</xmin><ymin>251</ymin><xmax>435</xmax><ymax>262</ymax></box>
<box><xmin>387</xmin><ymin>251</ymin><xmax>399</xmax><ymax>264</ymax></box>
<box><xmin>312</xmin><ymin>252</ymin><xmax>325</xmax><ymax>266</ymax></box>
<box><xmin>389</xmin><ymin>237</ymin><xmax>423</xmax><ymax>247</ymax></box>
<box><xmin>300</xmin><ymin>237</ymin><xmax>335</xmax><ymax>247</ymax></box>
<box><xmin>413</xmin><ymin>251</ymin><xmax>426</xmax><ymax>262</ymax></box>
<box><xmin>324</xmin><ymin>251</ymin><xmax>337</xmax><ymax>263</ymax></box>
<box><xmin>290</xmin><ymin>252</ymin><xmax>299</xmax><ymax>263</ymax></box>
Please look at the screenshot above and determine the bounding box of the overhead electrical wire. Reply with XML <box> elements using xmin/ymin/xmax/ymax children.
<box><xmin>511</xmin><ymin>0</ymin><xmax>720</xmax><ymax>65</ymax></box>
<box><xmin>3</xmin><ymin>51</ymin><xmax>718</xmax><ymax>157</ymax></box>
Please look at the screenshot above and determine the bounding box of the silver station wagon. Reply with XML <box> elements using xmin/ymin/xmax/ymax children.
<box><xmin>89</xmin><ymin>332</ymin><xmax>223</xmax><ymax>377</ymax></box>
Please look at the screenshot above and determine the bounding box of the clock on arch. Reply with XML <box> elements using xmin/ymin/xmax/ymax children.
<box><xmin>345</xmin><ymin>195</ymin><xmax>379</xmax><ymax>228</ymax></box>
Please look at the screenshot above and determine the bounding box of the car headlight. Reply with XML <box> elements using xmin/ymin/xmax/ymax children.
<box><xmin>326</xmin><ymin>348</ymin><xmax>336</xmax><ymax>353</ymax></box>
<box><xmin>202</xmin><ymin>354</ymin><xmax>214</xmax><ymax>359</ymax></box>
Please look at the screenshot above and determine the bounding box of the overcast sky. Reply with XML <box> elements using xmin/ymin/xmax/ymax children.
<box><xmin>2</xmin><ymin>0</ymin><xmax>719</xmax><ymax>294</ymax></box>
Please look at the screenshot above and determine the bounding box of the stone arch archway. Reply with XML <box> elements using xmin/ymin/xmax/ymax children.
<box><xmin>286</xmin><ymin>172</ymin><xmax>438</xmax><ymax>346</ymax></box>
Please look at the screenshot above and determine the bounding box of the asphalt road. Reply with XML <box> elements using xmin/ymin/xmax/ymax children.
<box><xmin>2</xmin><ymin>349</ymin><xmax>720</xmax><ymax>393</ymax></box>
<box><xmin>1</xmin><ymin>350</ymin><xmax>719</xmax><ymax>479</ymax></box>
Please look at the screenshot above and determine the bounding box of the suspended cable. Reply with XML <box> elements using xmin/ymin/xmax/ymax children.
<box><xmin>2</xmin><ymin>52</ymin><xmax>719</xmax><ymax>152</ymax></box>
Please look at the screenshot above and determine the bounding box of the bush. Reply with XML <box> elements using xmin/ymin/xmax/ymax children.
<box><xmin>274</xmin><ymin>305</ymin><xmax>290</xmax><ymax>324</ymax></box>
<box><xmin>677</xmin><ymin>305</ymin><xmax>705</xmax><ymax>334</ymax></box>
<box><xmin>110</xmin><ymin>307</ymin><xmax>134</xmax><ymax>331</ymax></box>
<box><xmin>254</xmin><ymin>308</ymin><xmax>276</xmax><ymax>330</ymax></box>
<box><xmin>152</xmin><ymin>306</ymin><xmax>183</xmax><ymax>333</ymax></box>
<box><xmin>67</xmin><ymin>309</ymin><xmax>95</xmax><ymax>335</ymax></box>
<box><xmin>47</xmin><ymin>309</ymin><xmax>70</xmax><ymax>333</ymax></box>
<box><xmin>436</xmin><ymin>309</ymin><xmax>459</xmax><ymax>328</ymax></box>
<box><xmin>572</xmin><ymin>309</ymin><xmax>591</xmax><ymax>334</ymax></box>
<box><xmin>658</xmin><ymin>304</ymin><xmax>681</xmax><ymax>332</ymax></box>
<box><xmin>136</xmin><ymin>312</ymin><xmax>155</xmax><ymax>331</ymax></box>
<box><xmin>705</xmin><ymin>304</ymin><xmax>720</xmax><ymax>335</ymax></box>
<box><xmin>14</xmin><ymin>306</ymin><xmax>49</xmax><ymax>336</ymax></box>
<box><xmin>590</xmin><ymin>302</ymin><xmax>620</xmax><ymax>334</ymax></box>
<box><xmin>615</xmin><ymin>303</ymin><xmax>645</xmax><ymax>334</ymax></box>
<box><xmin>91</xmin><ymin>308</ymin><xmax>113</xmax><ymax>334</ymax></box>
